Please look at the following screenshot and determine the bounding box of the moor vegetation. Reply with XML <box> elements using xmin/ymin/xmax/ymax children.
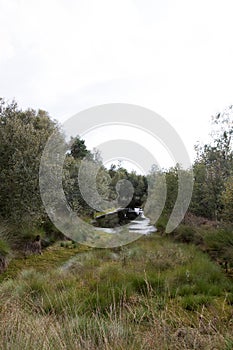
<box><xmin>0</xmin><ymin>98</ymin><xmax>233</xmax><ymax>349</ymax></box>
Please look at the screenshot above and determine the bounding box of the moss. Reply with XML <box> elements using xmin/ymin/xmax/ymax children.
<box><xmin>0</xmin><ymin>242</ymin><xmax>89</xmax><ymax>282</ymax></box>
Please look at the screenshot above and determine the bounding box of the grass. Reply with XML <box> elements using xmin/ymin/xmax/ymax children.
<box><xmin>158</xmin><ymin>217</ymin><xmax>233</xmax><ymax>277</ymax></box>
<box><xmin>0</xmin><ymin>241</ymin><xmax>89</xmax><ymax>282</ymax></box>
<box><xmin>0</xmin><ymin>232</ymin><xmax>232</xmax><ymax>349</ymax></box>
<box><xmin>0</xmin><ymin>239</ymin><xmax>10</xmax><ymax>256</ymax></box>
<box><xmin>0</xmin><ymin>223</ymin><xmax>11</xmax><ymax>257</ymax></box>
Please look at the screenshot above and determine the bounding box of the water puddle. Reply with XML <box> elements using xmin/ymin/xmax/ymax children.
<box><xmin>94</xmin><ymin>214</ymin><xmax>156</xmax><ymax>236</ymax></box>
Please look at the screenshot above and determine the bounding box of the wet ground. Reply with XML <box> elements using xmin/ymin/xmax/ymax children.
<box><xmin>94</xmin><ymin>213</ymin><xmax>156</xmax><ymax>236</ymax></box>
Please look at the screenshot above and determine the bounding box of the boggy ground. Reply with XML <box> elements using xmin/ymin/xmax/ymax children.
<box><xmin>0</xmin><ymin>233</ymin><xmax>232</xmax><ymax>350</ymax></box>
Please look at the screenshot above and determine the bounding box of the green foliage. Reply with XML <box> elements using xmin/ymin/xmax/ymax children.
<box><xmin>155</xmin><ymin>215</ymin><xmax>168</xmax><ymax>233</ymax></box>
<box><xmin>69</xmin><ymin>136</ymin><xmax>91</xmax><ymax>160</ymax></box>
<box><xmin>225</xmin><ymin>338</ymin><xmax>233</xmax><ymax>350</ymax></box>
<box><xmin>166</xmin><ymin>251</ymin><xmax>232</xmax><ymax>299</ymax></box>
<box><xmin>0</xmin><ymin>239</ymin><xmax>10</xmax><ymax>256</ymax></box>
<box><xmin>4</xmin><ymin>224</ymin><xmax>45</xmax><ymax>251</ymax></box>
<box><xmin>126</xmin><ymin>172</ymin><xmax>148</xmax><ymax>208</ymax></box>
<box><xmin>221</xmin><ymin>175</ymin><xmax>233</xmax><ymax>222</ymax></box>
<box><xmin>190</xmin><ymin>162</ymin><xmax>215</xmax><ymax>218</ymax></box>
<box><xmin>0</xmin><ymin>234</ymin><xmax>232</xmax><ymax>349</ymax></box>
<box><xmin>191</xmin><ymin>106</ymin><xmax>233</xmax><ymax>220</ymax></box>
<box><xmin>1</xmin><ymin>98</ymin><xmax>233</xmax><ymax>348</ymax></box>
<box><xmin>63</xmin><ymin>155</ymin><xmax>112</xmax><ymax>217</ymax></box>
<box><xmin>164</xmin><ymin>168</ymin><xmax>179</xmax><ymax>215</ymax></box>
<box><xmin>107</xmin><ymin>164</ymin><xmax>148</xmax><ymax>209</ymax></box>
<box><xmin>203</xmin><ymin>227</ymin><xmax>233</xmax><ymax>265</ymax></box>
<box><xmin>60</xmin><ymin>241</ymin><xmax>77</xmax><ymax>249</ymax></box>
<box><xmin>173</xmin><ymin>225</ymin><xmax>203</xmax><ymax>245</ymax></box>
<box><xmin>181</xmin><ymin>295</ymin><xmax>212</xmax><ymax>311</ymax></box>
<box><xmin>0</xmin><ymin>98</ymin><xmax>58</xmax><ymax>224</ymax></box>
<box><xmin>146</xmin><ymin>106</ymin><xmax>233</xmax><ymax>227</ymax></box>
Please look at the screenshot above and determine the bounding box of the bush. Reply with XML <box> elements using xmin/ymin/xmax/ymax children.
<box><xmin>203</xmin><ymin>227</ymin><xmax>233</xmax><ymax>266</ymax></box>
<box><xmin>173</xmin><ymin>225</ymin><xmax>203</xmax><ymax>245</ymax></box>
<box><xmin>0</xmin><ymin>239</ymin><xmax>10</xmax><ymax>257</ymax></box>
<box><xmin>204</xmin><ymin>227</ymin><xmax>233</xmax><ymax>249</ymax></box>
<box><xmin>155</xmin><ymin>215</ymin><xmax>168</xmax><ymax>233</ymax></box>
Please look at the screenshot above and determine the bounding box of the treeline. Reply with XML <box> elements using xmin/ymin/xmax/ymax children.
<box><xmin>1</xmin><ymin>98</ymin><xmax>233</xmax><ymax>244</ymax></box>
<box><xmin>191</xmin><ymin>108</ymin><xmax>233</xmax><ymax>222</ymax></box>
<box><xmin>0</xmin><ymin>98</ymin><xmax>147</xmax><ymax>235</ymax></box>
<box><xmin>146</xmin><ymin>106</ymin><xmax>233</xmax><ymax>225</ymax></box>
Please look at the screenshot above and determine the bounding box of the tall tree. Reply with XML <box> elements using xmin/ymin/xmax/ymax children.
<box><xmin>0</xmin><ymin>98</ymin><xmax>57</xmax><ymax>224</ymax></box>
<box><xmin>69</xmin><ymin>137</ymin><xmax>91</xmax><ymax>160</ymax></box>
<box><xmin>221</xmin><ymin>175</ymin><xmax>233</xmax><ymax>222</ymax></box>
<box><xmin>191</xmin><ymin>106</ymin><xmax>233</xmax><ymax>220</ymax></box>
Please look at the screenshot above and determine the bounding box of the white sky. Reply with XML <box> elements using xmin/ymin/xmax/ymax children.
<box><xmin>1</xmin><ymin>0</ymin><xmax>233</xmax><ymax>171</ymax></box>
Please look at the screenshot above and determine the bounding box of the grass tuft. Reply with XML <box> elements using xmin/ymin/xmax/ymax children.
<box><xmin>0</xmin><ymin>231</ymin><xmax>232</xmax><ymax>349</ymax></box>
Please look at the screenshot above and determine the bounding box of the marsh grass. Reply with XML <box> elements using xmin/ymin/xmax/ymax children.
<box><xmin>0</xmin><ymin>223</ymin><xmax>11</xmax><ymax>256</ymax></box>
<box><xmin>202</xmin><ymin>227</ymin><xmax>233</xmax><ymax>267</ymax></box>
<box><xmin>0</xmin><ymin>233</ymin><xmax>232</xmax><ymax>349</ymax></box>
<box><xmin>0</xmin><ymin>239</ymin><xmax>10</xmax><ymax>256</ymax></box>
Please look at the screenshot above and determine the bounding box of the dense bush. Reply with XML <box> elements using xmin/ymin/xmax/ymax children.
<box><xmin>173</xmin><ymin>225</ymin><xmax>203</xmax><ymax>245</ymax></box>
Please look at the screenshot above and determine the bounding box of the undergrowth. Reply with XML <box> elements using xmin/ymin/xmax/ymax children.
<box><xmin>0</xmin><ymin>233</ymin><xmax>232</xmax><ymax>349</ymax></box>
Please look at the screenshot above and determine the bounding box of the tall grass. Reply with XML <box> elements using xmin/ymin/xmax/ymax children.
<box><xmin>0</xmin><ymin>239</ymin><xmax>10</xmax><ymax>256</ymax></box>
<box><xmin>0</xmin><ymin>233</ymin><xmax>232</xmax><ymax>349</ymax></box>
<box><xmin>0</xmin><ymin>223</ymin><xmax>10</xmax><ymax>254</ymax></box>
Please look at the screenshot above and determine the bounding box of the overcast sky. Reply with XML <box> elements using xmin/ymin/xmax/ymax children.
<box><xmin>1</xmin><ymin>0</ymin><xmax>233</xmax><ymax>170</ymax></box>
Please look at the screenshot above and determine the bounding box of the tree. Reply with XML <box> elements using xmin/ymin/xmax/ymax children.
<box><xmin>107</xmin><ymin>164</ymin><xmax>148</xmax><ymax>209</ymax></box>
<box><xmin>190</xmin><ymin>106</ymin><xmax>233</xmax><ymax>220</ymax></box>
<box><xmin>63</xmin><ymin>147</ymin><xmax>112</xmax><ymax>217</ymax></box>
<box><xmin>221</xmin><ymin>175</ymin><xmax>233</xmax><ymax>222</ymax></box>
<box><xmin>190</xmin><ymin>162</ymin><xmax>213</xmax><ymax>218</ymax></box>
<box><xmin>0</xmin><ymin>98</ymin><xmax>57</xmax><ymax>224</ymax></box>
<box><xmin>69</xmin><ymin>136</ymin><xmax>91</xmax><ymax>160</ymax></box>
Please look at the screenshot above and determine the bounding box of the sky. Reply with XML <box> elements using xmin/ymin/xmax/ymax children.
<box><xmin>1</xmin><ymin>0</ymin><xmax>233</xmax><ymax>172</ymax></box>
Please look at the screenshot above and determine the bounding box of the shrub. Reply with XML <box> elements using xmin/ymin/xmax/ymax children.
<box><xmin>0</xmin><ymin>239</ymin><xmax>10</xmax><ymax>257</ymax></box>
<box><xmin>173</xmin><ymin>225</ymin><xmax>203</xmax><ymax>245</ymax></box>
<box><xmin>155</xmin><ymin>215</ymin><xmax>168</xmax><ymax>233</ymax></box>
